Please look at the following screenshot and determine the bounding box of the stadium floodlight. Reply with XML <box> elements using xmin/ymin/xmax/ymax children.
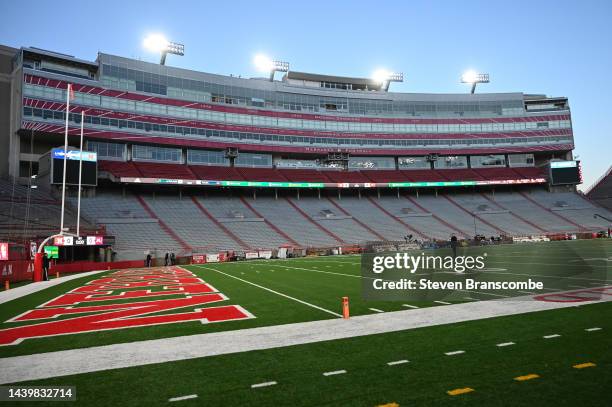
<box><xmin>461</xmin><ymin>70</ymin><xmax>490</xmax><ymax>94</ymax></box>
<box><xmin>254</xmin><ymin>54</ymin><xmax>289</xmax><ymax>81</ymax></box>
<box><xmin>143</xmin><ymin>34</ymin><xmax>184</xmax><ymax>65</ymax></box>
<box><xmin>372</xmin><ymin>69</ymin><xmax>404</xmax><ymax>91</ymax></box>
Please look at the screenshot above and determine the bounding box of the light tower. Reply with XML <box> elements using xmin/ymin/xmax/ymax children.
<box><xmin>254</xmin><ymin>54</ymin><xmax>289</xmax><ymax>81</ymax></box>
<box><xmin>461</xmin><ymin>70</ymin><xmax>489</xmax><ymax>94</ymax></box>
<box><xmin>372</xmin><ymin>69</ymin><xmax>404</xmax><ymax>91</ymax></box>
<box><xmin>143</xmin><ymin>34</ymin><xmax>184</xmax><ymax>65</ymax></box>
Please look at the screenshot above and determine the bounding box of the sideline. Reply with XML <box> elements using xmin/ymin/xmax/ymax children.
<box><xmin>0</xmin><ymin>289</ymin><xmax>610</xmax><ymax>384</ymax></box>
<box><xmin>0</xmin><ymin>269</ymin><xmax>110</xmax><ymax>306</ymax></box>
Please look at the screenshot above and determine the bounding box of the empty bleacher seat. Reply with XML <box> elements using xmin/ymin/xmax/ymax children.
<box><xmin>98</xmin><ymin>160</ymin><xmax>142</xmax><ymax>178</ymax></box>
<box><xmin>133</xmin><ymin>162</ymin><xmax>196</xmax><ymax>179</ymax></box>
<box><xmin>236</xmin><ymin>167</ymin><xmax>287</xmax><ymax>182</ymax></box>
<box><xmin>189</xmin><ymin>165</ymin><xmax>244</xmax><ymax>181</ymax></box>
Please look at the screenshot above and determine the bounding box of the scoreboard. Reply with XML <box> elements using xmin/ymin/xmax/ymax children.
<box><xmin>549</xmin><ymin>161</ymin><xmax>581</xmax><ymax>185</ymax></box>
<box><xmin>50</xmin><ymin>148</ymin><xmax>98</xmax><ymax>186</ymax></box>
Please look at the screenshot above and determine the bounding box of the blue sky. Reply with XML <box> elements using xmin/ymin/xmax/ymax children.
<box><xmin>2</xmin><ymin>0</ymin><xmax>610</xmax><ymax>189</ymax></box>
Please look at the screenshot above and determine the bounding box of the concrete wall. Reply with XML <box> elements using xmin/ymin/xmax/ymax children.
<box><xmin>0</xmin><ymin>45</ymin><xmax>18</xmax><ymax>178</ymax></box>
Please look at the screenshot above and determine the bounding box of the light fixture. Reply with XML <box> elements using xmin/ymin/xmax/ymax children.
<box><xmin>372</xmin><ymin>69</ymin><xmax>404</xmax><ymax>91</ymax></box>
<box><xmin>461</xmin><ymin>70</ymin><xmax>490</xmax><ymax>93</ymax></box>
<box><xmin>253</xmin><ymin>54</ymin><xmax>289</xmax><ymax>81</ymax></box>
<box><xmin>143</xmin><ymin>34</ymin><xmax>184</xmax><ymax>65</ymax></box>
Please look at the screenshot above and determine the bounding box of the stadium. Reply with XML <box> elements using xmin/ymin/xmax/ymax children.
<box><xmin>0</xmin><ymin>27</ymin><xmax>610</xmax><ymax>406</ymax></box>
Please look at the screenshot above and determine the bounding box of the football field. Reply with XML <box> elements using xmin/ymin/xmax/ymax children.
<box><xmin>0</xmin><ymin>239</ymin><xmax>610</xmax><ymax>406</ymax></box>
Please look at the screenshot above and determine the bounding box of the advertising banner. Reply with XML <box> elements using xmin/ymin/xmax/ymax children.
<box><xmin>206</xmin><ymin>254</ymin><xmax>220</xmax><ymax>263</ymax></box>
<box><xmin>258</xmin><ymin>250</ymin><xmax>272</xmax><ymax>259</ymax></box>
<box><xmin>0</xmin><ymin>243</ymin><xmax>8</xmax><ymax>261</ymax></box>
<box><xmin>192</xmin><ymin>254</ymin><xmax>206</xmax><ymax>264</ymax></box>
<box><xmin>245</xmin><ymin>252</ymin><xmax>259</xmax><ymax>260</ymax></box>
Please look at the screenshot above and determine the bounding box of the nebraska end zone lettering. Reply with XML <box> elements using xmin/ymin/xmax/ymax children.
<box><xmin>0</xmin><ymin>266</ymin><xmax>255</xmax><ymax>346</ymax></box>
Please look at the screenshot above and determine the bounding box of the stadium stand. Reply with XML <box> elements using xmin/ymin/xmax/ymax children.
<box><xmin>4</xmin><ymin>46</ymin><xmax>612</xmax><ymax>263</ymax></box>
<box><xmin>1</xmin><ymin>179</ymin><xmax>97</xmax><ymax>241</ymax></box>
<box><xmin>586</xmin><ymin>165</ymin><xmax>612</xmax><ymax>211</ymax></box>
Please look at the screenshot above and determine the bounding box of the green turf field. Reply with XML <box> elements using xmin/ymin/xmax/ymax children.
<box><xmin>0</xmin><ymin>239</ymin><xmax>610</xmax><ymax>406</ymax></box>
<box><xmin>0</xmin><ymin>240</ymin><xmax>609</xmax><ymax>358</ymax></box>
<box><xmin>6</xmin><ymin>301</ymin><xmax>610</xmax><ymax>406</ymax></box>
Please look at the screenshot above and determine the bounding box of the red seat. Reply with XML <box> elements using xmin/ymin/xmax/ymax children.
<box><xmin>472</xmin><ymin>168</ymin><xmax>520</xmax><ymax>180</ymax></box>
<box><xmin>512</xmin><ymin>167</ymin><xmax>547</xmax><ymax>179</ymax></box>
<box><xmin>189</xmin><ymin>165</ymin><xmax>245</xmax><ymax>181</ymax></box>
<box><xmin>436</xmin><ymin>169</ymin><xmax>484</xmax><ymax>181</ymax></box>
<box><xmin>278</xmin><ymin>169</ymin><xmax>332</xmax><ymax>183</ymax></box>
<box><xmin>362</xmin><ymin>170</ymin><xmax>408</xmax><ymax>183</ymax></box>
<box><xmin>98</xmin><ymin>160</ymin><xmax>142</xmax><ymax>178</ymax></box>
<box><xmin>320</xmin><ymin>170</ymin><xmax>370</xmax><ymax>183</ymax></box>
<box><xmin>401</xmin><ymin>170</ymin><xmax>447</xmax><ymax>182</ymax></box>
<box><xmin>133</xmin><ymin>162</ymin><xmax>196</xmax><ymax>179</ymax></box>
<box><xmin>236</xmin><ymin>167</ymin><xmax>287</xmax><ymax>182</ymax></box>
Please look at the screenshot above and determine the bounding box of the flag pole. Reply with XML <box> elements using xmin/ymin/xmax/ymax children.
<box><xmin>76</xmin><ymin>110</ymin><xmax>84</xmax><ymax>237</ymax></box>
<box><xmin>59</xmin><ymin>84</ymin><xmax>71</xmax><ymax>235</ymax></box>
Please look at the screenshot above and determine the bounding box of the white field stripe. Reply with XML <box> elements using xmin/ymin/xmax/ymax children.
<box><xmin>445</xmin><ymin>350</ymin><xmax>465</xmax><ymax>356</ymax></box>
<box><xmin>567</xmin><ymin>285</ymin><xmax>588</xmax><ymax>289</ymax></box>
<box><xmin>387</xmin><ymin>359</ymin><xmax>409</xmax><ymax>366</ymax></box>
<box><xmin>462</xmin><ymin>290</ymin><xmax>510</xmax><ymax>298</ymax></box>
<box><xmin>434</xmin><ymin>301</ymin><xmax>452</xmax><ymax>305</ymax></box>
<box><xmin>471</xmin><ymin>268</ymin><xmax>609</xmax><ymax>282</ymax></box>
<box><xmin>463</xmin><ymin>297</ymin><xmax>477</xmax><ymax>301</ymax></box>
<box><xmin>323</xmin><ymin>370</ymin><xmax>346</xmax><ymax>376</ymax></box>
<box><xmin>266</xmin><ymin>263</ymin><xmax>432</xmax><ymax>281</ymax></box>
<box><xmin>585</xmin><ymin>327</ymin><xmax>602</xmax><ymax>332</ymax></box>
<box><xmin>496</xmin><ymin>342</ymin><xmax>515</xmax><ymax>347</ymax></box>
<box><xmin>169</xmin><ymin>394</ymin><xmax>198</xmax><ymax>402</ymax></box>
<box><xmin>543</xmin><ymin>334</ymin><xmax>561</xmax><ymax>339</ymax></box>
<box><xmin>251</xmin><ymin>381</ymin><xmax>277</xmax><ymax>388</ymax></box>
<box><xmin>266</xmin><ymin>264</ymin><xmax>362</xmax><ymax>279</ymax></box>
<box><xmin>196</xmin><ymin>266</ymin><xmax>342</xmax><ymax>318</ymax></box>
<box><xmin>402</xmin><ymin>304</ymin><xmax>419</xmax><ymax>309</ymax></box>
<box><xmin>369</xmin><ymin>308</ymin><xmax>385</xmax><ymax>313</ymax></box>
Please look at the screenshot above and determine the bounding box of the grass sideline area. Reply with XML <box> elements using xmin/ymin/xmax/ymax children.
<box><xmin>6</xmin><ymin>301</ymin><xmax>610</xmax><ymax>406</ymax></box>
<box><xmin>0</xmin><ymin>239</ymin><xmax>609</xmax><ymax>358</ymax></box>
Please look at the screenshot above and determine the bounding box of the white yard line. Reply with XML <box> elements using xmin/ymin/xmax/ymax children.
<box><xmin>197</xmin><ymin>266</ymin><xmax>342</xmax><ymax>318</ymax></box>
<box><xmin>323</xmin><ymin>370</ymin><xmax>346</xmax><ymax>376</ymax></box>
<box><xmin>585</xmin><ymin>327</ymin><xmax>602</xmax><ymax>332</ymax></box>
<box><xmin>251</xmin><ymin>381</ymin><xmax>277</xmax><ymax>388</ymax></box>
<box><xmin>496</xmin><ymin>342</ymin><xmax>515</xmax><ymax>347</ymax></box>
<box><xmin>387</xmin><ymin>360</ymin><xmax>409</xmax><ymax>366</ymax></box>
<box><xmin>169</xmin><ymin>394</ymin><xmax>198</xmax><ymax>402</ymax></box>
<box><xmin>369</xmin><ymin>308</ymin><xmax>385</xmax><ymax>313</ymax></box>
<box><xmin>402</xmin><ymin>304</ymin><xmax>419</xmax><ymax>309</ymax></box>
<box><xmin>445</xmin><ymin>350</ymin><xmax>465</xmax><ymax>356</ymax></box>
<box><xmin>1</xmin><ymin>289</ymin><xmax>608</xmax><ymax>384</ymax></box>
<box><xmin>434</xmin><ymin>300</ymin><xmax>452</xmax><ymax>305</ymax></box>
<box><xmin>543</xmin><ymin>334</ymin><xmax>561</xmax><ymax>339</ymax></box>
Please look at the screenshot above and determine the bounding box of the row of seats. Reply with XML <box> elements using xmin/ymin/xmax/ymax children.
<box><xmin>70</xmin><ymin>188</ymin><xmax>612</xmax><ymax>260</ymax></box>
<box><xmin>99</xmin><ymin>160</ymin><xmax>547</xmax><ymax>183</ymax></box>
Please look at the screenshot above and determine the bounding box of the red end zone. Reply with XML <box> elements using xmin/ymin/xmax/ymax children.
<box><xmin>534</xmin><ymin>286</ymin><xmax>612</xmax><ymax>302</ymax></box>
<box><xmin>0</xmin><ymin>266</ymin><xmax>255</xmax><ymax>346</ymax></box>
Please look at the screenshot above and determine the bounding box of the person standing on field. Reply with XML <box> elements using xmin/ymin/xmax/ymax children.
<box><xmin>450</xmin><ymin>235</ymin><xmax>458</xmax><ymax>258</ymax></box>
